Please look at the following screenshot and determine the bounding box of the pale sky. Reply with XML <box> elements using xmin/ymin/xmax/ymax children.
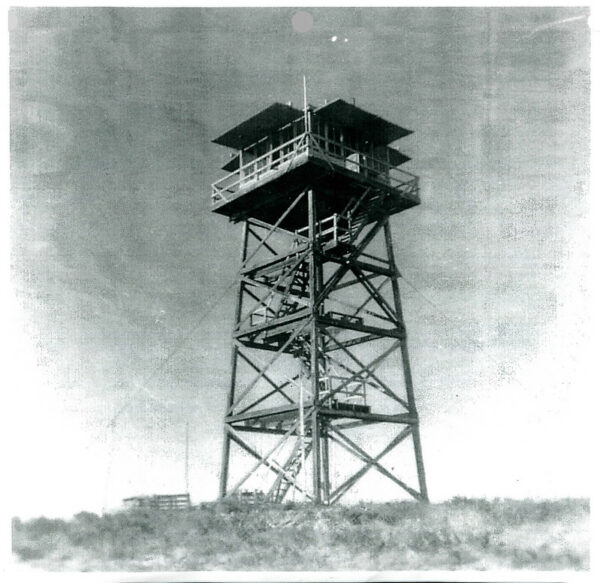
<box><xmin>8</xmin><ymin>6</ymin><xmax>592</xmax><ymax>519</ymax></box>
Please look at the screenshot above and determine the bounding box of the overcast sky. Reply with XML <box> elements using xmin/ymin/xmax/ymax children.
<box><xmin>8</xmin><ymin>6</ymin><xmax>592</xmax><ymax>518</ymax></box>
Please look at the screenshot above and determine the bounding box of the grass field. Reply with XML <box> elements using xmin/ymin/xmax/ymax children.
<box><xmin>12</xmin><ymin>498</ymin><xmax>589</xmax><ymax>571</ymax></box>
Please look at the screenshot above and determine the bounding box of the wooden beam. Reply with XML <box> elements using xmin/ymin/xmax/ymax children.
<box><xmin>226</xmin><ymin>424</ymin><xmax>313</xmax><ymax>500</ymax></box>
<box><xmin>332</xmin><ymin>271</ymin><xmax>380</xmax><ymax>292</ymax></box>
<box><xmin>328</xmin><ymin>426</ymin><xmax>412</xmax><ymax>503</ymax></box>
<box><xmin>242</xmin><ymin>245</ymin><xmax>310</xmax><ymax>278</ymax></box>
<box><xmin>235</xmin><ymin>308</ymin><xmax>311</xmax><ymax>338</ymax></box>
<box><xmin>308</xmin><ymin>187</ymin><xmax>322</xmax><ymax>504</ymax></box>
<box><xmin>248</xmin><ymin>217</ymin><xmax>306</xmax><ymax>241</ymax></box>
<box><xmin>235</xmin><ymin>349</ymin><xmax>295</xmax><ymax>407</ymax></box>
<box><xmin>329</xmin><ymin>425</ymin><xmax>420</xmax><ymax>503</ymax></box>
<box><xmin>247</xmin><ymin>226</ymin><xmax>278</xmax><ymax>256</ymax></box>
<box><xmin>229</xmin><ymin>424</ymin><xmax>290</xmax><ymax>436</ymax></box>
<box><xmin>317</xmin><ymin>314</ymin><xmax>400</xmax><ymax>339</ymax></box>
<box><xmin>229</xmin><ymin>316</ymin><xmax>312</xmax><ymax>413</ymax></box>
<box><xmin>384</xmin><ymin>220</ymin><xmax>429</xmax><ymax>502</ymax></box>
<box><xmin>349</xmin><ymin>278</ymin><xmax>388</xmax><ymax>320</ymax></box>
<box><xmin>226</xmin><ymin>403</ymin><xmax>309</xmax><ymax>424</ymax></box>
<box><xmin>349</xmin><ymin>264</ymin><xmax>398</xmax><ymax>324</ymax></box>
<box><xmin>317</xmin><ymin>217</ymin><xmax>387</xmax><ymax>306</ymax></box>
<box><xmin>219</xmin><ymin>220</ymin><xmax>250</xmax><ymax>499</ymax></box>
<box><xmin>322</xmin><ymin>254</ymin><xmax>395</xmax><ymax>278</ymax></box>
<box><xmin>316</xmin><ymin>339</ymin><xmax>402</xmax><ymax>406</ymax></box>
<box><xmin>241</xmin><ymin>189</ymin><xmax>307</xmax><ymax>269</ymax></box>
<box><xmin>320</xmin><ymin>408</ymin><xmax>416</xmax><ymax>424</ymax></box>
<box><xmin>324</xmin><ymin>333</ymin><xmax>382</xmax><ymax>351</ymax></box>
<box><xmin>324</xmin><ymin>330</ymin><xmax>409</xmax><ymax>410</ymax></box>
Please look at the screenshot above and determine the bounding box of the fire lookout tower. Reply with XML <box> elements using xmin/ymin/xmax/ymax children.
<box><xmin>212</xmin><ymin>95</ymin><xmax>428</xmax><ymax>504</ymax></box>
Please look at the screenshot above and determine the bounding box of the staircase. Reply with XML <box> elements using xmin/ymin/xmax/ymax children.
<box><xmin>268</xmin><ymin>436</ymin><xmax>313</xmax><ymax>503</ymax></box>
<box><xmin>339</xmin><ymin>190</ymin><xmax>389</xmax><ymax>245</ymax></box>
<box><xmin>253</xmin><ymin>254</ymin><xmax>309</xmax><ymax>326</ymax></box>
<box><xmin>277</xmin><ymin>260</ymin><xmax>309</xmax><ymax>317</ymax></box>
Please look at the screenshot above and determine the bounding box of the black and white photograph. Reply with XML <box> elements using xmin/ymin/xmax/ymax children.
<box><xmin>6</xmin><ymin>4</ymin><xmax>594</xmax><ymax>580</ymax></box>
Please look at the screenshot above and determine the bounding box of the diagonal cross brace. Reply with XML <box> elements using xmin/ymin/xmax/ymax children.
<box><xmin>316</xmin><ymin>339</ymin><xmax>401</xmax><ymax>407</ymax></box>
<box><xmin>323</xmin><ymin>350</ymin><xmax>380</xmax><ymax>391</ymax></box>
<box><xmin>308</xmin><ymin>133</ymin><xmax>336</xmax><ymax>171</ymax></box>
<box><xmin>349</xmin><ymin>264</ymin><xmax>399</xmax><ymax>325</ymax></box>
<box><xmin>248</xmin><ymin>226</ymin><xmax>278</xmax><ymax>256</ymax></box>
<box><xmin>330</xmin><ymin>426</ymin><xmax>424</xmax><ymax>500</ymax></box>
<box><xmin>229</xmin><ymin>316</ymin><xmax>312</xmax><ymax>414</ymax></box>
<box><xmin>226</xmin><ymin>423</ymin><xmax>314</xmax><ymax>501</ymax></box>
<box><xmin>236</xmin><ymin>338</ymin><xmax>310</xmax><ymax>397</ymax></box>
<box><xmin>317</xmin><ymin>217</ymin><xmax>387</xmax><ymax>307</ymax></box>
<box><xmin>236</xmin><ymin>348</ymin><xmax>295</xmax><ymax>407</ymax></box>
<box><xmin>236</xmin><ymin>247</ymin><xmax>311</xmax><ymax>331</ymax></box>
<box><xmin>241</xmin><ymin>188</ymin><xmax>307</xmax><ymax>270</ymax></box>
<box><xmin>328</xmin><ymin>425</ymin><xmax>412</xmax><ymax>503</ymax></box>
<box><xmin>348</xmin><ymin>277</ymin><xmax>390</xmax><ymax>321</ymax></box>
<box><xmin>322</xmin><ymin>330</ymin><xmax>409</xmax><ymax>410</ymax></box>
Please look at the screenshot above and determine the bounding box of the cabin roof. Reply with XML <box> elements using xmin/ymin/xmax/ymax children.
<box><xmin>374</xmin><ymin>146</ymin><xmax>411</xmax><ymax>167</ymax></box>
<box><xmin>213</xmin><ymin>99</ymin><xmax>412</xmax><ymax>151</ymax></box>
<box><xmin>213</xmin><ymin>103</ymin><xmax>303</xmax><ymax>150</ymax></box>
<box><xmin>313</xmin><ymin>99</ymin><xmax>412</xmax><ymax>145</ymax></box>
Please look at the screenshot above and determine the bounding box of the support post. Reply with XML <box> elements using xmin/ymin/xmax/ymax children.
<box><xmin>219</xmin><ymin>221</ymin><xmax>249</xmax><ymax>499</ymax></box>
<box><xmin>384</xmin><ymin>220</ymin><xmax>429</xmax><ymax>502</ymax></box>
<box><xmin>308</xmin><ymin>187</ymin><xmax>321</xmax><ymax>503</ymax></box>
<box><xmin>321</xmin><ymin>423</ymin><xmax>331</xmax><ymax>504</ymax></box>
<box><xmin>185</xmin><ymin>421</ymin><xmax>189</xmax><ymax>494</ymax></box>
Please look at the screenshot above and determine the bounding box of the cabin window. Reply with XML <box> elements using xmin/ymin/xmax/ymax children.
<box><xmin>278</xmin><ymin>124</ymin><xmax>294</xmax><ymax>158</ymax></box>
<box><xmin>329</xmin><ymin>126</ymin><xmax>342</xmax><ymax>156</ymax></box>
<box><xmin>255</xmin><ymin>138</ymin><xmax>269</xmax><ymax>175</ymax></box>
<box><xmin>344</xmin><ymin>129</ymin><xmax>359</xmax><ymax>152</ymax></box>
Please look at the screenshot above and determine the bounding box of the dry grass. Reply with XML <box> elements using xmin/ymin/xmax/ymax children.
<box><xmin>12</xmin><ymin>497</ymin><xmax>589</xmax><ymax>571</ymax></box>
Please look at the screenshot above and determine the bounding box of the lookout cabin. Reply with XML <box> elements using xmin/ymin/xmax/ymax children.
<box><xmin>211</xmin><ymin>99</ymin><xmax>420</xmax><ymax>231</ymax></box>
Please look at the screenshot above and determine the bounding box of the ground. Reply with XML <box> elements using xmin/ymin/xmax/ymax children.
<box><xmin>11</xmin><ymin>498</ymin><xmax>589</xmax><ymax>571</ymax></box>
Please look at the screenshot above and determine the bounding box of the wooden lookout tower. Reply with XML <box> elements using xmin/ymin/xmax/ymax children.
<box><xmin>212</xmin><ymin>93</ymin><xmax>428</xmax><ymax>504</ymax></box>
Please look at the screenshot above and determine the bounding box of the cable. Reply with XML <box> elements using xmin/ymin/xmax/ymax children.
<box><xmin>101</xmin><ymin>274</ymin><xmax>239</xmax><ymax>511</ymax></box>
<box><xmin>108</xmin><ymin>273</ymin><xmax>240</xmax><ymax>427</ymax></box>
<box><xmin>398</xmin><ymin>271</ymin><xmax>487</xmax><ymax>351</ymax></box>
<box><xmin>397</xmin><ymin>270</ymin><xmax>528</xmax><ymax>389</ymax></box>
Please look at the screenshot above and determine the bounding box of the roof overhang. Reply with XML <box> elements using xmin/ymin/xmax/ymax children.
<box><xmin>221</xmin><ymin>156</ymin><xmax>241</xmax><ymax>172</ymax></box>
<box><xmin>374</xmin><ymin>146</ymin><xmax>411</xmax><ymax>166</ymax></box>
<box><xmin>313</xmin><ymin>99</ymin><xmax>412</xmax><ymax>146</ymax></box>
<box><xmin>213</xmin><ymin>103</ymin><xmax>303</xmax><ymax>150</ymax></box>
<box><xmin>213</xmin><ymin>99</ymin><xmax>413</xmax><ymax>151</ymax></box>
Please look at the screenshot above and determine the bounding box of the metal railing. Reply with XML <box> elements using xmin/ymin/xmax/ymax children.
<box><xmin>309</xmin><ymin>133</ymin><xmax>418</xmax><ymax>199</ymax></box>
<box><xmin>211</xmin><ymin>131</ymin><xmax>419</xmax><ymax>205</ymax></box>
<box><xmin>294</xmin><ymin>213</ymin><xmax>351</xmax><ymax>247</ymax></box>
<box><xmin>212</xmin><ymin>133</ymin><xmax>310</xmax><ymax>204</ymax></box>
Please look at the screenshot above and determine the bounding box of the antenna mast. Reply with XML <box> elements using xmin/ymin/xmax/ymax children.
<box><xmin>184</xmin><ymin>420</ymin><xmax>189</xmax><ymax>494</ymax></box>
<box><xmin>303</xmin><ymin>75</ymin><xmax>311</xmax><ymax>133</ymax></box>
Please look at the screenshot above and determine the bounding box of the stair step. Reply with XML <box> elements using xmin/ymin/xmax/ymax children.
<box><xmin>274</xmin><ymin>440</ymin><xmax>313</xmax><ymax>502</ymax></box>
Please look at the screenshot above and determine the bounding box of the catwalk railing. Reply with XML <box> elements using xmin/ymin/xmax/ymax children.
<box><xmin>211</xmin><ymin>132</ymin><xmax>419</xmax><ymax>205</ymax></box>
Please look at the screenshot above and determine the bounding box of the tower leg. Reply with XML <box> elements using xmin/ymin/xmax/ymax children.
<box><xmin>321</xmin><ymin>425</ymin><xmax>331</xmax><ymax>504</ymax></box>
<box><xmin>219</xmin><ymin>430</ymin><xmax>230</xmax><ymax>499</ymax></box>
<box><xmin>219</xmin><ymin>221</ymin><xmax>249</xmax><ymax>499</ymax></box>
<box><xmin>308</xmin><ymin>188</ymin><xmax>322</xmax><ymax>503</ymax></box>
<box><xmin>384</xmin><ymin>220</ymin><xmax>429</xmax><ymax>502</ymax></box>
